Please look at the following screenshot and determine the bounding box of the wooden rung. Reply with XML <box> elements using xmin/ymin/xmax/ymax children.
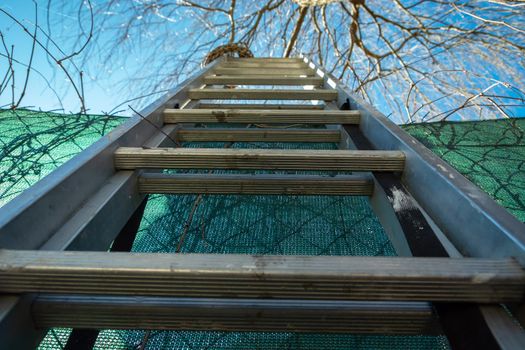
<box><xmin>220</xmin><ymin>62</ymin><xmax>309</xmax><ymax>69</ymax></box>
<box><xmin>164</xmin><ymin>109</ymin><xmax>359</xmax><ymax>124</ymax></box>
<box><xmin>1</xmin><ymin>250</ymin><xmax>523</xmax><ymax>302</ymax></box>
<box><xmin>228</xmin><ymin>57</ymin><xmax>305</xmax><ymax>63</ymax></box>
<box><xmin>214</xmin><ymin>67</ymin><xmax>315</xmax><ymax>76</ymax></box>
<box><xmin>138</xmin><ymin>174</ymin><xmax>373</xmax><ymax>195</ymax></box>
<box><xmin>175</xmin><ymin>128</ymin><xmax>341</xmax><ymax>143</ymax></box>
<box><xmin>204</xmin><ymin>75</ymin><xmax>323</xmax><ymax>86</ymax></box>
<box><xmin>188</xmin><ymin>89</ymin><xmax>337</xmax><ymax>101</ymax></box>
<box><xmin>114</xmin><ymin>148</ymin><xmax>405</xmax><ymax>171</ymax></box>
<box><xmin>197</xmin><ymin>103</ymin><xmax>325</xmax><ymax>110</ymax></box>
<box><xmin>33</xmin><ymin>295</ymin><xmax>438</xmax><ymax>334</ymax></box>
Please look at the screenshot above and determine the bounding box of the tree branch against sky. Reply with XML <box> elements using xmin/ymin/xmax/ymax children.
<box><xmin>1</xmin><ymin>0</ymin><xmax>524</xmax><ymax>123</ymax></box>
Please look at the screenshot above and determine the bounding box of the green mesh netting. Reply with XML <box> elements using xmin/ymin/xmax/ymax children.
<box><xmin>0</xmin><ymin>109</ymin><xmax>126</xmax><ymax>207</ymax></box>
<box><xmin>38</xmin><ymin>328</ymin><xmax>450</xmax><ymax>350</ymax></box>
<box><xmin>1</xmin><ymin>109</ymin><xmax>523</xmax><ymax>349</ymax></box>
<box><xmin>131</xmin><ymin>140</ymin><xmax>395</xmax><ymax>257</ymax></box>
<box><xmin>404</xmin><ymin>118</ymin><xmax>525</xmax><ymax>222</ymax></box>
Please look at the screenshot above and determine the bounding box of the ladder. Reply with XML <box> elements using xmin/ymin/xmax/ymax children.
<box><xmin>0</xmin><ymin>56</ymin><xmax>524</xmax><ymax>349</ymax></box>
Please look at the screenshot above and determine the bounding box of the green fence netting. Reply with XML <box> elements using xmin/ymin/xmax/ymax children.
<box><xmin>404</xmin><ymin>118</ymin><xmax>525</xmax><ymax>222</ymax></box>
<box><xmin>0</xmin><ymin>109</ymin><xmax>126</xmax><ymax>207</ymax></box>
<box><xmin>1</xmin><ymin>108</ymin><xmax>523</xmax><ymax>349</ymax></box>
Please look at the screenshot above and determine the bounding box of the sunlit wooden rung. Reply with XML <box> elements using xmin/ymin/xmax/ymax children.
<box><xmin>174</xmin><ymin>128</ymin><xmax>340</xmax><ymax>143</ymax></box>
<box><xmin>204</xmin><ymin>75</ymin><xmax>323</xmax><ymax>86</ymax></box>
<box><xmin>214</xmin><ymin>67</ymin><xmax>315</xmax><ymax>76</ymax></box>
<box><xmin>188</xmin><ymin>88</ymin><xmax>337</xmax><ymax>100</ymax></box>
<box><xmin>219</xmin><ymin>62</ymin><xmax>309</xmax><ymax>69</ymax></box>
<box><xmin>114</xmin><ymin>148</ymin><xmax>406</xmax><ymax>171</ymax></box>
<box><xmin>197</xmin><ymin>103</ymin><xmax>325</xmax><ymax>110</ymax></box>
<box><xmin>164</xmin><ymin>109</ymin><xmax>359</xmax><ymax>124</ymax></box>
<box><xmin>1</xmin><ymin>250</ymin><xmax>523</xmax><ymax>303</ymax></box>
<box><xmin>228</xmin><ymin>58</ymin><xmax>305</xmax><ymax>63</ymax></box>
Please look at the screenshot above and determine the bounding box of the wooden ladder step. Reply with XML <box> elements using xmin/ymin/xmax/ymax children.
<box><xmin>164</xmin><ymin>109</ymin><xmax>359</xmax><ymax>124</ymax></box>
<box><xmin>197</xmin><ymin>103</ymin><xmax>325</xmax><ymax>110</ymax></box>
<box><xmin>220</xmin><ymin>62</ymin><xmax>309</xmax><ymax>69</ymax></box>
<box><xmin>1</xmin><ymin>250</ymin><xmax>523</xmax><ymax>302</ymax></box>
<box><xmin>138</xmin><ymin>174</ymin><xmax>373</xmax><ymax>195</ymax></box>
<box><xmin>114</xmin><ymin>148</ymin><xmax>405</xmax><ymax>171</ymax></box>
<box><xmin>33</xmin><ymin>295</ymin><xmax>437</xmax><ymax>334</ymax></box>
<box><xmin>175</xmin><ymin>128</ymin><xmax>340</xmax><ymax>143</ymax></box>
<box><xmin>214</xmin><ymin>67</ymin><xmax>315</xmax><ymax>76</ymax></box>
<box><xmin>204</xmin><ymin>75</ymin><xmax>323</xmax><ymax>86</ymax></box>
<box><xmin>229</xmin><ymin>57</ymin><xmax>305</xmax><ymax>63</ymax></box>
<box><xmin>188</xmin><ymin>89</ymin><xmax>337</xmax><ymax>100</ymax></box>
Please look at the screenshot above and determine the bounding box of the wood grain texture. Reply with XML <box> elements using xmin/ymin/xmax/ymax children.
<box><xmin>114</xmin><ymin>147</ymin><xmax>405</xmax><ymax>171</ymax></box>
<box><xmin>164</xmin><ymin>109</ymin><xmax>359</xmax><ymax>124</ymax></box>
<box><xmin>204</xmin><ymin>75</ymin><xmax>323</xmax><ymax>86</ymax></box>
<box><xmin>197</xmin><ymin>103</ymin><xmax>325</xmax><ymax>110</ymax></box>
<box><xmin>214</xmin><ymin>67</ymin><xmax>314</xmax><ymax>76</ymax></box>
<box><xmin>1</xmin><ymin>250</ymin><xmax>523</xmax><ymax>302</ymax></box>
<box><xmin>219</xmin><ymin>62</ymin><xmax>309</xmax><ymax>69</ymax></box>
<box><xmin>138</xmin><ymin>174</ymin><xmax>373</xmax><ymax>195</ymax></box>
<box><xmin>175</xmin><ymin>128</ymin><xmax>340</xmax><ymax>142</ymax></box>
<box><xmin>33</xmin><ymin>295</ymin><xmax>438</xmax><ymax>334</ymax></box>
<box><xmin>228</xmin><ymin>58</ymin><xmax>305</xmax><ymax>63</ymax></box>
<box><xmin>188</xmin><ymin>88</ymin><xmax>337</xmax><ymax>100</ymax></box>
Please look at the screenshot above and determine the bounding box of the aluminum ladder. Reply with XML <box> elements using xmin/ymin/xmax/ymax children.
<box><xmin>0</xmin><ymin>56</ymin><xmax>524</xmax><ymax>350</ymax></box>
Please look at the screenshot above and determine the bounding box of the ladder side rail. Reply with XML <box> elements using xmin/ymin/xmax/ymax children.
<box><xmin>0</xmin><ymin>57</ymin><xmax>224</xmax><ymax>251</ymax></box>
<box><xmin>334</xmin><ymin>122</ymin><xmax>413</xmax><ymax>256</ymax></box>
<box><xmin>340</xmin><ymin>124</ymin><xmax>525</xmax><ymax>349</ymax></box>
<box><xmin>0</xmin><ymin>57</ymin><xmax>225</xmax><ymax>350</ymax></box>
<box><xmin>312</xmin><ymin>54</ymin><xmax>525</xmax><ymax>348</ymax></box>
<box><xmin>39</xmin><ymin>126</ymin><xmax>177</xmax><ymax>252</ymax></box>
<box><xmin>325</xmin><ymin>66</ymin><xmax>525</xmax><ymax>341</ymax></box>
<box><xmin>305</xmin><ymin>54</ymin><xmax>525</xmax><ymax>349</ymax></box>
<box><xmin>302</xmin><ymin>55</ymin><xmax>525</xmax><ymax>264</ymax></box>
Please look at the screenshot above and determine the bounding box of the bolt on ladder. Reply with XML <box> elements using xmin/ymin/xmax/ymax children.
<box><xmin>0</xmin><ymin>56</ymin><xmax>524</xmax><ymax>350</ymax></box>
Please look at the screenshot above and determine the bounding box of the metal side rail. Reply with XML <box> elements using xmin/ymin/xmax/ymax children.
<box><xmin>301</xmin><ymin>55</ymin><xmax>525</xmax><ymax>263</ymax></box>
<box><xmin>301</xmin><ymin>55</ymin><xmax>525</xmax><ymax>349</ymax></box>
<box><xmin>0</xmin><ymin>58</ymin><xmax>225</xmax><ymax>349</ymax></box>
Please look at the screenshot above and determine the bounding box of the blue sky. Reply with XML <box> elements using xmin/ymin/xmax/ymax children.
<box><xmin>0</xmin><ymin>0</ymin><xmax>134</xmax><ymax>114</ymax></box>
<box><xmin>1</xmin><ymin>1</ymin><xmax>524</xmax><ymax>121</ymax></box>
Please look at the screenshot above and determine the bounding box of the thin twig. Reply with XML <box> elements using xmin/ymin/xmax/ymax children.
<box><xmin>128</xmin><ymin>105</ymin><xmax>180</xmax><ymax>147</ymax></box>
